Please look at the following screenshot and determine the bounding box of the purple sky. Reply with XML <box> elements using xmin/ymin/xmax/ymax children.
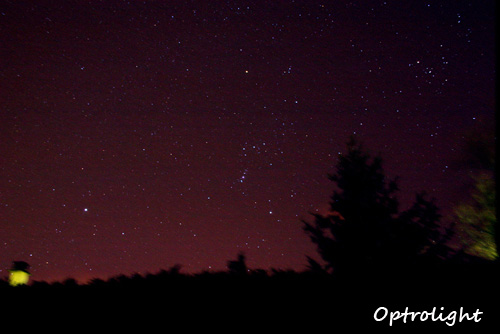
<box><xmin>0</xmin><ymin>0</ymin><xmax>495</xmax><ymax>282</ymax></box>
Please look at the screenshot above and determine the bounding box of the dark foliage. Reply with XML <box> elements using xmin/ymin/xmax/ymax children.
<box><xmin>227</xmin><ymin>252</ymin><xmax>248</xmax><ymax>275</ymax></box>
<box><xmin>303</xmin><ymin>137</ymin><xmax>452</xmax><ymax>277</ymax></box>
<box><xmin>1</xmin><ymin>256</ymin><xmax>498</xmax><ymax>331</ymax></box>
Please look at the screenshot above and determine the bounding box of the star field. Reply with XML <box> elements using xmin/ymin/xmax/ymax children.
<box><xmin>0</xmin><ymin>0</ymin><xmax>495</xmax><ymax>282</ymax></box>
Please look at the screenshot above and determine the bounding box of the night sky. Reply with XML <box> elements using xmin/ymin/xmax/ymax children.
<box><xmin>0</xmin><ymin>0</ymin><xmax>495</xmax><ymax>283</ymax></box>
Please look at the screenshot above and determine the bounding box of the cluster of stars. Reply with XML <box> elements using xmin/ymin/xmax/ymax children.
<box><xmin>0</xmin><ymin>0</ymin><xmax>494</xmax><ymax>282</ymax></box>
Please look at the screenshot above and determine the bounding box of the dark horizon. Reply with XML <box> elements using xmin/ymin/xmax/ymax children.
<box><xmin>0</xmin><ymin>0</ymin><xmax>495</xmax><ymax>283</ymax></box>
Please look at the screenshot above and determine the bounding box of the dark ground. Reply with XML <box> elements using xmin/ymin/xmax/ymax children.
<box><xmin>2</xmin><ymin>260</ymin><xmax>498</xmax><ymax>331</ymax></box>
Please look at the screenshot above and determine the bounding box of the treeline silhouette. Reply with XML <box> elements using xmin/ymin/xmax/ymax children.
<box><xmin>2</xmin><ymin>255</ymin><xmax>498</xmax><ymax>328</ymax></box>
<box><xmin>0</xmin><ymin>255</ymin><xmax>333</xmax><ymax>290</ymax></box>
<box><xmin>1</xmin><ymin>252</ymin><xmax>496</xmax><ymax>298</ymax></box>
<box><xmin>1</xmin><ymin>137</ymin><xmax>497</xmax><ymax>318</ymax></box>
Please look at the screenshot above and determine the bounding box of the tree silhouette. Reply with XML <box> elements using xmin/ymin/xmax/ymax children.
<box><xmin>303</xmin><ymin>137</ymin><xmax>447</xmax><ymax>277</ymax></box>
<box><xmin>227</xmin><ymin>252</ymin><xmax>248</xmax><ymax>275</ymax></box>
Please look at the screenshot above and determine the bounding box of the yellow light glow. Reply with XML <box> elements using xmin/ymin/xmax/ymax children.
<box><xmin>9</xmin><ymin>270</ymin><xmax>30</xmax><ymax>286</ymax></box>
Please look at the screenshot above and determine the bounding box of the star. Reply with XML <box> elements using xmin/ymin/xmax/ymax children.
<box><xmin>0</xmin><ymin>0</ymin><xmax>494</xmax><ymax>283</ymax></box>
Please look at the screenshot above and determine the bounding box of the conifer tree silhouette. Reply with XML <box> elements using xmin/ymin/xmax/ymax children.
<box><xmin>303</xmin><ymin>137</ymin><xmax>446</xmax><ymax>277</ymax></box>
